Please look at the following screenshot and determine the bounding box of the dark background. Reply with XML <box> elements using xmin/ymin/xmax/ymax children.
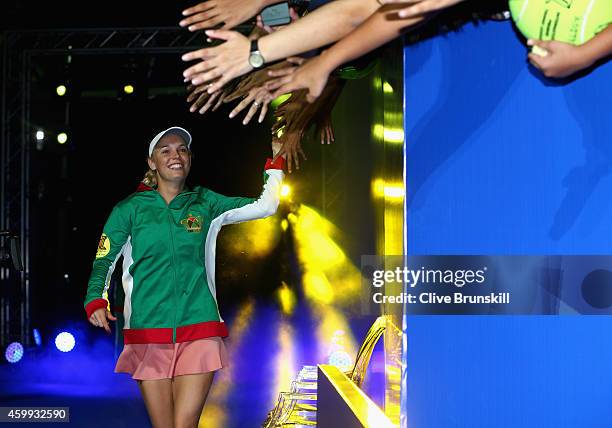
<box><xmin>1</xmin><ymin>1</ymin><xmax>195</xmax><ymax>29</ymax></box>
<box><xmin>1</xmin><ymin>0</ymin><xmax>380</xmax><ymax>347</ymax></box>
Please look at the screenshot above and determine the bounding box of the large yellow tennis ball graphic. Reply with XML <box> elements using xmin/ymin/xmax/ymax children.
<box><xmin>509</xmin><ymin>0</ymin><xmax>612</xmax><ymax>45</ymax></box>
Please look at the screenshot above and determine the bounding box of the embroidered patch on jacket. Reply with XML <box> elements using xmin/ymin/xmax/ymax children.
<box><xmin>180</xmin><ymin>214</ymin><xmax>203</xmax><ymax>233</ymax></box>
<box><xmin>96</xmin><ymin>233</ymin><xmax>110</xmax><ymax>258</ymax></box>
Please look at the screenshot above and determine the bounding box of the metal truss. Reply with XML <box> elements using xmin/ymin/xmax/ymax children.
<box><xmin>0</xmin><ymin>26</ymin><xmax>235</xmax><ymax>349</ymax></box>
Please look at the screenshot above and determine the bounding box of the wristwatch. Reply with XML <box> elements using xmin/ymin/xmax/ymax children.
<box><xmin>248</xmin><ymin>39</ymin><xmax>265</xmax><ymax>69</ymax></box>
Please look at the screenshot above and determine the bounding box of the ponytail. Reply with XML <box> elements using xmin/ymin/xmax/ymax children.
<box><xmin>142</xmin><ymin>168</ymin><xmax>158</xmax><ymax>188</ymax></box>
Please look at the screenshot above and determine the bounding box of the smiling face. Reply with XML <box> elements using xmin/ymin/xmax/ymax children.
<box><xmin>147</xmin><ymin>133</ymin><xmax>192</xmax><ymax>185</ymax></box>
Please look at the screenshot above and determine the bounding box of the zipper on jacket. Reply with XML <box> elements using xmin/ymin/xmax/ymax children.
<box><xmin>167</xmin><ymin>208</ymin><xmax>179</xmax><ymax>343</ymax></box>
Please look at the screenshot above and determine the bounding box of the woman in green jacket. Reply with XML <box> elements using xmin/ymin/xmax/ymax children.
<box><xmin>84</xmin><ymin>126</ymin><xmax>285</xmax><ymax>428</ymax></box>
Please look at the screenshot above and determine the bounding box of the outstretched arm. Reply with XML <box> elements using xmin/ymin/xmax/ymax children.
<box><xmin>268</xmin><ymin>7</ymin><xmax>424</xmax><ymax>100</ymax></box>
<box><xmin>380</xmin><ymin>0</ymin><xmax>466</xmax><ymax>18</ymax></box>
<box><xmin>256</xmin><ymin>0</ymin><xmax>381</xmax><ymax>63</ymax></box>
<box><xmin>180</xmin><ymin>0</ymin><xmax>283</xmax><ymax>31</ymax></box>
<box><xmin>207</xmin><ymin>143</ymin><xmax>286</xmax><ymax>224</ymax></box>
<box><xmin>528</xmin><ymin>24</ymin><xmax>612</xmax><ymax>79</ymax></box>
<box><xmin>182</xmin><ymin>0</ymin><xmax>380</xmax><ymax>92</ymax></box>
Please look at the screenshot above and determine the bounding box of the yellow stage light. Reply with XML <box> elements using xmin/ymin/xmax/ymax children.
<box><xmin>289</xmin><ymin>205</ymin><xmax>362</xmax><ymax>305</ymax></box>
<box><xmin>57</xmin><ymin>133</ymin><xmax>68</xmax><ymax>144</ymax></box>
<box><xmin>371</xmin><ymin>123</ymin><xmax>404</xmax><ymax>144</ymax></box>
<box><xmin>123</xmin><ymin>84</ymin><xmax>134</xmax><ymax>94</ymax></box>
<box><xmin>372</xmin><ymin>178</ymin><xmax>405</xmax><ymax>202</ymax></box>
<box><xmin>384</xmin><ymin>128</ymin><xmax>404</xmax><ymax>143</ymax></box>
<box><xmin>303</xmin><ymin>271</ymin><xmax>334</xmax><ymax>305</ymax></box>
<box><xmin>384</xmin><ymin>186</ymin><xmax>405</xmax><ymax>199</ymax></box>
<box><xmin>271</xmin><ymin>319</ymin><xmax>296</xmax><ymax>405</ymax></box>
<box><xmin>224</xmin><ymin>216</ymin><xmax>279</xmax><ymax>258</ymax></box>
<box><xmin>56</xmin><ymin>85</ymin><xmax>67</xmax><ymax>96</ymax></box>
<box><xmin>280</xmin><ymin>184</ymin><xmax>291</xmax><ymax>199</ymax></box>
<box><xmin>277</xmin><ymin>282</ymin><xmax>296</xmax><ymax>316</ymax></box>
<box><xmin>372</xmin><ymin>76</ymin><xmax>382</xmax><ymax>91</ymax></box>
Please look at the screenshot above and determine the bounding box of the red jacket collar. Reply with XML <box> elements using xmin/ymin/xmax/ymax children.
<box><xmin>136</xmin><ymin>182</ymin><xmax>154</xmax><ymax>192</ymax></box>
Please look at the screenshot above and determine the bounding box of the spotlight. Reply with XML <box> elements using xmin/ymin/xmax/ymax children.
<box><xmin>55</xmin><ymin>332</ymin><xmax>75</xmax><ymax>353</ymax></box>
<box><xmin>56</xmin><ymin>85</ymin><xmax>67</xmax><ymax>96</ymax></box>
<box><xmin>328</xmin><ymin>350</ymin><xmax>352</xmax><ymax>372</ymax></box>
<box><xmin>33</xmin><ymin>328</ymin><xmax>42</xmax><ymax>346</ymax></box>
<box><xmin>280</xmin><ymin>184</ymin><xmax>291</xmax><ymax>199</ymax></box>
<box><xmin>123</xmin><ymin>84</ymin><xmax>134</xmax><ymax>94</ymax></box>
<box><xmin>57</xmin><ymin>133</ymin><xmax>68</xmax><ymax>144</ymax></box>
<box><xmin>5</xmin><ymin>342</ymin><xmax>24</xmax><ymax>363</ymax></box>
<box><xmin>35</xmin><ymin>130</ymin><xmax>45</xmax><ymax>141</ymax></box>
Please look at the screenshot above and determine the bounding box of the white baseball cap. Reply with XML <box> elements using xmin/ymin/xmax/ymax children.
<box><xmin>148</xmin><ymin>127</ymin><xmax>192</xmax><ymax>157</ymax></box>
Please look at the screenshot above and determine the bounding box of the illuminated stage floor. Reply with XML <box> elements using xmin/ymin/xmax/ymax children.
<box><xmin>0</xmin><ymin>301</ymin><xmax>384</xmax><ymax>427</ymax></box>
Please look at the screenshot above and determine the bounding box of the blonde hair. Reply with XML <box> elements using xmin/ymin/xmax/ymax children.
<box><xmin>142</xmin><ymin>167</ymin><xmax>157</xmax><ymax>188</ymax></box>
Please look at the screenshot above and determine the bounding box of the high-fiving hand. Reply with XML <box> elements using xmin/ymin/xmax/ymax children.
<box><xmin>182</xmin><ymin>30</ymin><xmax>252</xmax><ymax>94</ymax></box>
<box><xmin>379</xmin><ymin>0</ymin><xmax>466</xmax><ymax>18</ymax></box>
<box><xmin>180</xmin><ymin>0</ymin><xmax>269</xmax><ymax>31</ymax></box>
<box><xmin>229</xmin><ymin>87</ymin><xmax>274</xmax><ymax>124</ymax></box>
<box><xmin>266</xmin><ymin>56</ymin><xmax>333</xmax><ymax>102</ymax></box>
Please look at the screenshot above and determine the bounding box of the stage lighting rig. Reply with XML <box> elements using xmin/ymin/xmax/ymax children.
<box><xmin>0</xmin><ymin>231</ymin><xmax>24</xmax><ymax>271</ymax></box>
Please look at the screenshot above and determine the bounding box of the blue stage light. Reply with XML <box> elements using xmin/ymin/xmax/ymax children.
<box><xmin>55</xmin><ymin>332</ymin><xmax>75</xmax><ymax>353</ymax></box>
<box><xmin>33</xmin><ymin>328</ymin><xmax>42</xmax><ymax>346</ymax></box>
<box><xmin>5</xmin><ymin>342</ymin><xmax>24</xmax><ymax>363</ymax></box>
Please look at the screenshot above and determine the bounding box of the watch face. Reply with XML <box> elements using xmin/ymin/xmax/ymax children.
<box><xmin>249</xmin><ymin>52</ymin><xmax>264</xmax><ymax>68</ymax></box>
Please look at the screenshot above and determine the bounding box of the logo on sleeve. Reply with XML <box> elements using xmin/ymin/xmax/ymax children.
<box><xmin>180</xmin><ymin>214</ymin><xmax>203</xmax><ymax>233</ymax></box>
<box><xmin>96</xmin><ymin>233</ymin><xmax>111</xmax><ymax>258</ymax></box>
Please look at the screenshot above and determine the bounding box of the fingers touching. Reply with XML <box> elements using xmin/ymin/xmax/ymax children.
<box><xmin>89</xmin><ymin>309</ymin><xmax>115</xmax><ymax>334</ymax></box>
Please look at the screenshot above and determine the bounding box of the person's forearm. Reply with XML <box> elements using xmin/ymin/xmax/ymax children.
<box><xmin>581</xmin><ymin>24</ymin><xmax>612</xmax><ymax>65</ymax></box>
<box><xmin>262</xmin><ymin>0</ymin><xmax>284</xmax><ymax>7</ymax></box>
<box><xmin>259</xmin><ymin>0</ymin><xmax>380</xmax><ymax>62</ymax></box>
<box><xmin>314</xmin><ymin>9</ymin><xmax>424</xmax><ymax>73</ymax></box>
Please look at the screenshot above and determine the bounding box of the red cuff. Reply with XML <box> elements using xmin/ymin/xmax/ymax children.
<box><xmin>265</xmin><ymin>157</ymin><xmax>286</xmax><ymax>171</ymax></box>
<box><xmin>85</xmin><ymin>298</ymin><xmax>108</xmax><ymax>319</ymax></box>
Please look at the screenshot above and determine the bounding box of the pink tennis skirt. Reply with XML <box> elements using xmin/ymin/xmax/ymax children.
<box><xmin>115</xmin><ymin>336</ymin><xmax>228</xmax><ymax>380</ymax></box>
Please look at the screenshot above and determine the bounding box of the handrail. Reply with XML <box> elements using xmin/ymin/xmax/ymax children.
<box><xmin>317</xmin><ymin>365</ymin><xmax>395</xmax><ymax>428</ymax></box>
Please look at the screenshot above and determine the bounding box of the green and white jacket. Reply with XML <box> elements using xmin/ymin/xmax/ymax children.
<box><xmin>84</xmin><ymin>157</ymin><xmax>285</xmax><ymax>344</ymax></box>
